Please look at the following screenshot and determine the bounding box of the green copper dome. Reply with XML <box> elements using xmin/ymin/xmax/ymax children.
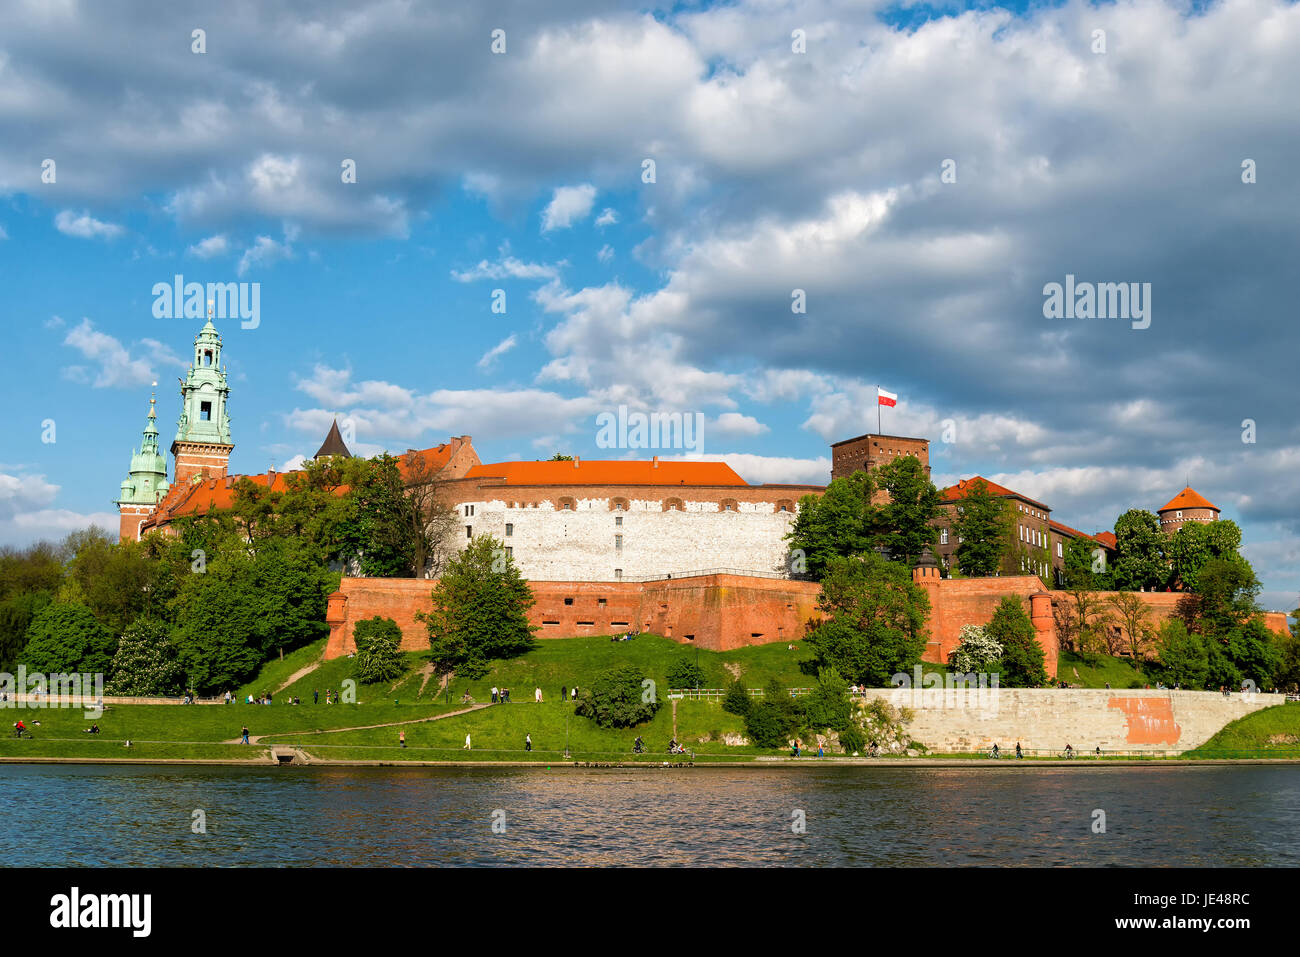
<box><xmin>115</xmin><ymin>394</ymin><xmax>171</xmax><ymax>507</ymax></box>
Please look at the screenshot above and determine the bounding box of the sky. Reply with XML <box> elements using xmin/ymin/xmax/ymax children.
<box><xmin>0</xmin><ymin>0</ymin><xmax>1297</xmax><ymax>610</ymax></box>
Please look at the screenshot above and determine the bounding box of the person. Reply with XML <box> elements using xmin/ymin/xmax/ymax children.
<box><xmin>399</xmin><ymin>730</ymin><xmax>406</xmax><ymax>748</ymax></box>
<box><xmin>502</xmin><ymin>688</ymin><xmax>510</xmax><ymax>703</ymax></box>
<box><xmin>14</xmin><ymin>719</ymin><xmax>27</xmax><ymax>738</ymax></box>
<box><xmin>535</xmin><ymin>687</ymin><xmax>542</xmax><ymax>703</ymax></box>
<box><xmin>491</xmin><ymin>686</ymin><xmax>498</xmax><ymax>703</ymax></box>
<box><xmin>464</xmin><ymin>733</ymin><xmax>471</xmax><ymax>750</ymax></box>
<box><xmin>1065</xmin><ymin>743</ymin><xmax>1073</xmax><ymax>758</ymax></box>
<box><xmin>240</xmin><ymin>726</ymin><xmax>250</xmax><ymax>744</ymax></box>
<box><xmin>633</xmin><ymin>735</ymin><xmax>646</xmax><ymax>754</ymax></box>
<box><xmin>571</xmin><ymin>686</ymin><xmax>577</xmax><ymax>700</ymax></box>
<box><xmin>84</xmin><ymin>724</ymin><xmax>100</xmax><ymax>734</ymax></box>
<box><xmin>525</xmin><ymin>733</ymin><xmax>532</xmax><ymax>752</ymax></box>
<box><xmin>817</xmin><ymin>744</ymin><xmax>824</xmax><ymax>757</ymax></box>
<box><xmin>313</xmin><ymin>689</ymin><xmax>319</xmax><ymax>704</ymax></box>
<box><xmin>1095</xmin><ymin>746</ymin><xmax>1101</xmax><ymax>755</ymax></box>
<box><xmin>991</xmin><ymin>743</ymin><xmax>1000</xmax><ymax>758</ymax></box>
<box><xmin>791</xmin><ymin>739</ymin><xmax>801</xmax><ymax>757</ymax></box>
<box><xmin>561</xmin><ymin>686</ymin><xmax>567</xmax><ymax>701</ymax></box>
<box><xmin>669</xmin><ymin>737</ymin><xmax>679</xmax><ymax>753</ymax></box>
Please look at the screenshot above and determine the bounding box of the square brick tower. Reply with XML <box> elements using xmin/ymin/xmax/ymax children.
<box><xmin>171</xmin><ymin>314</ymin><xmax>234</xmax><ymax>485</ymax></box>
<box><xmin>830</xmin><ymin>432</ymin><xmax>930</xmax><ymax>482</ymax></box>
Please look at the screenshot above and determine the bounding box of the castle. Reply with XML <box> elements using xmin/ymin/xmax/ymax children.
<box><xmin>115</xmin><ymin>321</ymin><xmax>1270</xmax><ymax>675</ymax></box>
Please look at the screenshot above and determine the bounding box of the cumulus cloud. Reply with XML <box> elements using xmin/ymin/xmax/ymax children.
<box><xmin>477</xmin><ymin>334</ymin><xmax>518</xmax><ymax>370</ymax></box>
<box><xmin>60</xmin><ymin>319</ymin><xmax>183</xmax><ymax>388</ymax></box>
<box><xmin>594</xmin><ymin>207</ymin><xmax>618</xmax><ymax>227</ymax></box>
<box><xmin>186</xmin><ymin>234</ymin><xmax>230</xmax><ymax>259</ymax></box>
<box><xmin>451</xmin><ymin>257</ymin><xmax>563</xmax><ymax>282</ymax></box>
<box><xmin>237</xmin><ymin>235</ymin><xmax>293</xmax><ymax>276</ymax></box>
<box><xmin>541</xmin><ymin>184</ymin><xmax>597</xmax><ymax>232</ymax></box>
<box><xmin>54</xmin><ymin>210</ymin><xmax>124</xmax><ymax>240</ymax></box>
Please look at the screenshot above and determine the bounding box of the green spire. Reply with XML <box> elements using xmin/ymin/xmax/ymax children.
<box><xmin>116</xmin><ymin>389</ymin><xmax>170</xmax><ymax>506</ymax></box>
<box><xmin>174</xmin><ymin>308</ymin><xmax>232</xmax><ymax>448</ymax></box>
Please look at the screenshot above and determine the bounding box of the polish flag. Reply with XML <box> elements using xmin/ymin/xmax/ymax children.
<box><xmin>877</xmin><ymin>388</ymin><xmax>897</xmax><ymax>407</ymax></box>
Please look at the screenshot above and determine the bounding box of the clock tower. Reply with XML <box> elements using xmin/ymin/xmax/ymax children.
<box><xmin>172</xmin><ymin>311</ymin><xmax>234</xmax><ymax>485</ymax></box>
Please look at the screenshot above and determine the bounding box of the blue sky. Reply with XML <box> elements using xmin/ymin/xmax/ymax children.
<box><xmin>1</xmin><ymin>0</ymin><xmax>1297</xmax><ymax>610</ymax></box>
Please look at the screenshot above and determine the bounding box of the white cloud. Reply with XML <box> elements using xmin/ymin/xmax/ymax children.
<box><xmin>711</xmin><ymin>412</ymin><xmax>768</xmax><ymax>437</ymax></box>
<box><xmin>477</xmin><ymin>334</ymin><xmax>518</xmax><ymax>370</ymax></box>
<box><xmin>597</xmin><ymin>244</ymin><xmax>613</xmax><ymax>264</ymax></box>
<box><xmin>451</xmin><ymin>257</ymin><xmax>563</xmax><ymax>282</ymax></box>
<box><xmin>0</xmin><ymin>224</ymin><xmax>7</xmax><ymax>240</ymax></box>
<box><xmin>541</xmin><ymin>184</ymin><xmax>597</xmax><ymax>232</ymax></box>
<box><xmin>660</xmin><ymin>452</ymin><xmax>829</xmax><ymax>487</ymax></box>
<box><xmin>595</xmin><ymin>207</ymin><xmax>619</xmax><ymax>227</ymax></box>
<box><xmin>54</xmin><ymin>210</ymin><xmax>124</xmax><ymax>240</ymax></box>
<box><xmin>186</xmin><ymin>234</ymin><xmax>230</xmax><ymax>259</ymax></box>
<box><xmin>238</xmin><ymin>235</ymin><xmax>292</xmax><ymax>276</ymax></box>
<box><xmin>61</xmin><ymin>319</ymin><xmax>159</xmax><ymax>388</ymax></box>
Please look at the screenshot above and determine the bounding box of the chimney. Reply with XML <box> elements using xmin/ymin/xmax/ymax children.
<box><xmin>652</xmin><ymin>456</ymin><xmax>659</xmax><ymax>469</ymax></box>
<box><xmin>573</xmin><ymin>456</ymin><xmax>580</xmax><ymax>468</ymax></box>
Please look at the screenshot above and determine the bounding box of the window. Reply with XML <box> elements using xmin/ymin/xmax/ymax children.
<box><xmin>940</xmin><ymin>528</ymin><xmax>948</xmax><ymax>545</ymax></box>
<box><xmin>564</xmin><ymin>597</ymin><xmax>574</xmax><ymax>606</ymax></box>
<box><xmin>505</xmin><ymin>523</ymin><xmax>513</xmax><ymax>537</ymax></box>
<box><xmin>1057</xmin><ymin>542</ymin><xmax>1063</xmax><ymax>558</ymax></box>
<box><xmin>505</xmin><ymin>547</ymin><xmax>512</xmax><ymax>559</ymax></box>
<box><xmin>466</xmin><ymin>526</ymin><xmax>472</xmax><ymax>538</ymax></box>
<box><xmin>615</xmin><ymin>534</ymin><xmax>623</xmax><ymax>550</ymax></box>
<box><xmin>204</xmin><ymin>350</ymin><xmax>213</xmax><ymax>366</ymax></box>
<box><xmin>615</xmin><ymin>516</ymin><xmax>623</xmax><ymax>527</ymax></box>
<box><xmin>200</xmin><ymin>401</ymin><xmax>212</xmax><ymax>421</ymax></box>
<box><xmin>614</xmin><ymin>569</ymin><xmax>622</xmax><ymax>581</ymax></box>
<box><xmin>598</xmin><ymin>598</ymin><xmax>607</xmax><ymax>606</ymax></box>
<box><xmin>1176</xmin><ymin>510</ymin><xmax>1183</xmax><ymax>519</ymax></box>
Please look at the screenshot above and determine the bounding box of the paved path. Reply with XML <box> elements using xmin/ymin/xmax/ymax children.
<box><xmin>273</xmin><ymin>655</ymin><xmax>326</xmax><ymax>694</ymax></box>
<box><xmin>224</xmin><ymin>703</ymin><xmax>491</xmax><ymax>744</ymax></box>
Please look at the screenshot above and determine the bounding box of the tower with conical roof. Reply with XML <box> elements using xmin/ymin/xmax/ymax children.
<box><xmin>314</xmin><ymin>418</ymin><xmax>352</xmax><ymax>460</ymax></box>
<box><xmin>115</xmin><ymin>390</ymin><xmax>172</xmax><ymax>541</ymax></box>
<box><xmin>1157</xmin><ymin>487</ymin><xmax>1220</xmax><ymax>536</ymax></box>
<box><xmin>172</xmin><ymin>309</ymin><xmax>234</xmax><ymax>486</ymax></box>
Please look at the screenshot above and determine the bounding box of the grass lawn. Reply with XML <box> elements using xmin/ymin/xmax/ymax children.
<box><xmin>235</xmin><ymin>638</ymin><xmax>328</xmax><ymax>700</ymax></box>
<box><xmin>1055</xmin><ymin>650</ymin><xmax>1148</xmax><ymax>689</ymax></box>
<box><xmin>1184</xmin><ymin>703</ymin><xmax>1300</xmax><ymax>758</ymax></box>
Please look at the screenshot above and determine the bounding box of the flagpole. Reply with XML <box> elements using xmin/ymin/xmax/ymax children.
<box><xmin>877</xmin><ymin>385</ymin><xmax>881</xmax><ymax>435</ymax></box>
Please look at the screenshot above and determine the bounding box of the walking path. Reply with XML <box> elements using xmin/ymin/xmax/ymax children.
<box><xmin>224</xmin><ymin>703</ymin><xmax>490</xmax><ymax>745</ymax></box>
<box><xmin>273</xmin><ymin>655</ymin><xmax>326</xmax><ymax>694</ymax></box>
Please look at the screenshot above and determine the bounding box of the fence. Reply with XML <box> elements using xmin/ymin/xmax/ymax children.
<box><xmin>667</xmin><ymin>688</ymin><xmax>813</xmax><ymax>700</ymax></box>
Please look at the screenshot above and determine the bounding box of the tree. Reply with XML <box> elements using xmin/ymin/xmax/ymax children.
<box><xmin>745</xmin><ymin>677</ymin><xmax>803</xmax><ymax>748</ymax></box>
<box><xmin>1106</xmin><ymin>591</ymin><xmax>1156</xmax><ymax>660</ymax></box>
<box><xmin>352</xmin><ymin>616</ymin><xmax>406</xmax><ymax>684</ymax></box>
<box><xmin>575</xmin><ymin>666</ymin><xmax>660</xmax><ymax>728</ymax></box>
<box><xmin>949</xmin><ymin>624</ymin><xmax>1002</xmax><ymax>673</ymax></box>
<box><xmin>61</xmin><ymin>530</ymin><xmax>159</xmax><ymax>636</ymax></box>
<box><xmin>338</xmin><ymin>454</ymin><xmax>417</xmax><ymax>577</ymax></box>
<box><xmin>1110</xmin><ymin>510</ymin><xmax>1167</xmax><ymax>591</ymax></box>
<box><xmin>171</xmin><ymin>534</ymin><xmax>338</xmax><ymax>693</ymax></box>
<box><xmin>1168</xmin><ymin>520</ymin><xmax>1245</xmax><ymax>591</ymax></box>
<box><xmin>1156</xmin><ymin>620</ymin><xmax>1210</xmax><ymax>689</ymax></box>
<box><xmin>665</xmin><ymin>656</ymin><xmax>705</xmax><ymax>689</ymax></box>
<box><xmin>1223</xmin><ymin>618</ymin><xmax>1282</xmax><ymax>690</ymax></box>
<box><xmin>803</xmin><ymin>666</ymin><xmax>852</xmax><ymax>732</ymax></box>
<box><xmin>804</xmin><ymin>553</ymin><xmax>930</xmax><ymax>686</ymax></box>
<box><xmin>785</xmin><ymin>471</ymin><xmax>878</xmax><ymax>580</ymax></box>
<box><xmin>418</xmin><ymin>535</ymin><xmax>536</xmax><ymax>677</ymax></box>
<box><xmin>985</xmin><ymin>596</ymin><xmax>1047</xmax><ymax>687</ymax></box>
<box><xmin>0</xmin><ymin>591</ymin><xmax>52</xmax><ymax>673</ymax></box>
<box><xmin>546</xmin><ymin>453</ymin><xmax>574</xmax><ymax>461</ymax></box>
<box><xmin>1187</xmin><ymin>556</ymin><xmax>1261</xmax><ymax>636</ymax></box>
<box><xmin>105</xmin><ymin>617</ymin><xmax>184</xmax><ymax>696</ymax></box>
<box><xmin>1056</xmin><ymin>538</ymin><xmax>1113</xmax><ymax>655</ymax></box>
<box><xmin>722</xmin><ymin>679</ymin><xmax>752</xmax><ymax>717</ymax></box>
<box><xmin>0</xmin><ymin>539</ymin><xmax>64</xmax><ymax>603</ymax></box>
<box><xmin>951</xmin><ymin>480</ymin><xmax>1010</xmax><ymax>577</ymax></box>
<box><xmin>400</xmin><ymin>450</ymin><xmax>460</xmax><ymax>578</ymax></box>
<box><xmin>872</xmin><ymin>455</ymin><xmax>940</xmax><ymax>565</ymax></box>
<box><xmin>20</xmin><ymin>602</ymin><xmax>116</xmax><ymax>676</ymax></box>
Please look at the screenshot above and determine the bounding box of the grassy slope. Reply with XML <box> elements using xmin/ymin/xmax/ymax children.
<box><xmin>1056</xmin><ymin>650</ymin><xmax>1147</xmax><ymax>689</ymax></box>
<box><xmin>1185</xmin><ymin>704</ymin><xmax>1300</xmax><ymax>757</ymax></box>
<box><xmin>235</xmin><ymin>638</ymin><xmax>328</xmax><ymax>699</ymax></box>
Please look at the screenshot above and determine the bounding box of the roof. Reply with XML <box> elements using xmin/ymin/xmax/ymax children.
<box><xmin>314</xmin><ymin>419</ymin><xmax>351</xmax><ymax>459</ymax></box>
<box><xmin>1093</xmin><ymin>531</ymin><xmax>1118</xmax><ymax>549</ymax></box>
<box><xmin>830</xmin><ymin>432</ymin><xmax>930</xmax><ymax>449</ymax></box>
<box><xmin>142</xmin><ymin>469</ymin><xmax>344</xmax><ymax>529</ymax></box>
<box><xmin>463</xmin><ymin>459</ymin><xmax>749</xmax><ymax>487</ymax></box>
<box><xmin>397</xmin><ymin>443</ymin><xmax>455</xmax><ymax>479</ymax></box>
<box><xmin>1158</xmin><ymin>487</ymin><xmax>1219</xmax><ymax>513</ymax></box>
<box><xmin>1049</xmin><ymin>519</ymin><xmax>1115</xmax><ymax>549</ymax></box>
<box><xmin>941</xmin><ymin>476</ymin><xmax>1051</xmax><ymax>512</ymax></box>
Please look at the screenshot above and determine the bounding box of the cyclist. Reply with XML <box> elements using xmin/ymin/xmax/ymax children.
<box><xmin>990</xmin><ymin>743</ymin><xmax>1000</xmax><ymax>759</ymax></box>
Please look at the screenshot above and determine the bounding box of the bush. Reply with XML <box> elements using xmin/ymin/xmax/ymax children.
<box><xmin>722</xmin><ymin>679</ymin><xmax>751</xmax><ymax>717</ymax></box>
<box><xmin>21</xmin><ymin>602</ymin><xmax>116</xmax><ymax>676</ymax></box>
<box><xmin>352</xmin><ymin>616</ymin><xmax>406</xmax><ymax>684</ymax></box>
<box><xmin>744</xmin><ymin>701</ymin><xmax>791</xmax><ymax>749</ymax></box>
<box><xmin>666</xmin><ymin>657</ymin><xmax>705</xmax><ymax>689</ymax></box>
<box><xmin>803</xmin><ymin>666</ymin><xmax>852</xmax><ymax>732</ymax></box>
<box><xmin>575</xmin><ymin>666</ymin><xmax>661</xmax><ymax>728</ymax></box>
<box><xmin>105</xmin><ymin>617</ymin><xmax>184</xmax><ymax>696</ymax></box>
<box><xmin>839</xmin><ymin>726</ymin><xmax>866</xmax><ymax>754</ymax></box>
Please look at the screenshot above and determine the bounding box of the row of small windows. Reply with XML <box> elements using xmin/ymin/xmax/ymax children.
<box><xmin>474</xmin><ymin>498</ymin><xmax>793</xmax><ymax>513</ymax></box>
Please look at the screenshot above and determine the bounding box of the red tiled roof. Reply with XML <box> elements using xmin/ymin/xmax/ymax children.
<box><xmin>397</xmin><ymin>443</ymin><xmax>455</xmax><ymax>478</ymax></box>
<box><xmin>1048</xmin><ymin>518</ymin><xmax>1091</xmax><ymax>539</ymax></box>
<box><xmin>1093</xmin><ymin>531</ymin><xmax>1117</xmax><ymax>549</ymax></box>
<box><xmin>463</xmin><ymin>459</ymin><xmax>749</xmax><ymax>487</ymax></box>
<box><xmin>1158</xmin><ymin>487</ymin><xmax>1219</xmax><ymax>513</ymax></box>
<box><xmin>941</xmin><ymin>476</ymin><xmax>1050</xmax><ymax>512</ymax></box>
<box><xmin>143</xmin><ymin>469</ymin><xmax>342</xmax><ymax>528</ymax></box>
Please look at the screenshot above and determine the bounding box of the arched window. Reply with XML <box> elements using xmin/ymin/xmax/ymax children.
<box><xmin>609</xmin><ymin>497</ymin><xmax>630</xmax><ymax>512</ymax></box>
<box><xmin>557</xmin><ymin>496</ymin><xmax>576</xmax><ymax>511</ymax></box>
<box><xmin>775</xmin><ymin>499</ymin><xmax>794</xmax><ymax>513</ymax></box>
<box><xmin>719</xmin><ymin>498</ymin><xmax>738</xmax><ymax>512</ymax></box>
<box><xmin>662</xmin><ymin>497</ymin><xmax>684</xmax><ymax>512</ymax></box>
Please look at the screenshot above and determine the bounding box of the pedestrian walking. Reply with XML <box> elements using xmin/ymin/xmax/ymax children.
<box><xmin>525</xmin><ymin>733</ymin><xmax>532</xmax><ymax>752</ymax></box>
<box><xmin>464</xmin><ymin>733</ymin><xmax>472</xmax><ymax>750</ymax></box>
<box><xmin>313</xmin><ymin>689</ymin><xmax>319</xmax><ymax>704</ymax></box>
<box><xmin>240</xmin><ymin>726</ymin><xmax>250</xmax><ymax>744</ymax></box>
<box><xmin>491</xmin><ymin>686</ymin><xmax>499</xmax><ymax>703</ymax></box>
<box><xmin>535</xmin><ymin>687</ymin><xmax>542</xmax><ymax>703</ymax></box>
<box><xmin>561</xmin><ymin>686</ymin><xmax>567</xmax><ymax>701</ymax></box>
<box><xmin>399</xmin><ymin>730</ymin><xmax>406</xmax><ymax>748</ymax></box>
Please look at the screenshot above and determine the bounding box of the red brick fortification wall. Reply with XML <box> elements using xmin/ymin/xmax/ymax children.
<box><xmin>325</xmin><ymin>574</ymin><xmax>824</xmax><ymax>658</ymax></box>
<box><xmin>913</xmin><ymin>573</ymin><xmax>1057</xmax><ymax>676</ymax></box>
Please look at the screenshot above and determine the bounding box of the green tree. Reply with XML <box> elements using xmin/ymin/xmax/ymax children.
<box><xmin>1223</xmin><ymin>618</ymin><xmax>1282</xmax><ymax>690</ymax></box>
<box><xmin>21</xmin><ymin>602</ymin><xmax>116</xmax><ymax>675</ymax></box>
<box><xmin>574</xmin><ymin>666</ymin><xmax>660</xmax><ymax>728</ymax></box>
<box><xmin>804</xmin><ymin>553</ymin><xmax>930</xmax><ymax>686</ymax></box>
<box><xmin>1156</xmin><ymin>620</ymin><xmax>1210</xmax><ymax>689</ymax></box>
<box><xmin>0</xmin><ymin>591</ymin><xmax>52</xmax><ymax>673</ymax></box>
<box><xmin>418</xmin><ymin>535</ymin><xmax>536</xmax><ymax>677</ymax></box>
<box><xmin>872</xmin><ymin>454</ymin><xmax>940</xmax><ymax>565</ymax></box>
<box><xmin>1185</xmin><ymin>555</ymin><xmax>1261</xmax><ymax>636</ymax></box>
<box><xmin>948</xmin><ymin>623</ymin><xmax>1002</xmax><ymax>673</ymax></box>
<box><xmin>1168</xmin><ymin>520</ymin><xmax>1245</xmax><ymax>591</ymax></box>
<box><xmin>1110</xmin><ymin>509</ymin><xmax>1167</xmax><ymax>591</ymax></box>
<box><xmin>1106</xmin><ymin>591</ymin><xmax>1156</xmax><ymax>660</ymax></box>
<box><xmin>951</xmin><ymin>480</ymin><xmax>1010</xmax><ymax>577</ymax></box>
<box><xmin>61</xmin><ymin>530</ymin><xmax>159</xmax><ymax>636</ymax></box>
<box><xmin>785</xmin><ymin>471</ymin><xmax>878</xmax><ymax>580</ymax></box>
<box><xmin>985</xmin><ymin>596</ymin><xmax>1047</xmax><ymax>687</ymax></box>
<box><xmin>803</xmin><ymin>666</ymin><xmax>852</xmax><ymax>732</ymax></box>
<box><xmin>665</xmin><ymin>656</ymin><xmax>705</xmax><ymax>689</ymax></box>
<box><xmin>105</xmin><ymin>617</ymin><xmax>184</xmax><ymax>696</ymax></box>
<box><xmin>338</xmin><ymin>454</ymin><xmax>417</xmax><ymax>577</ymax></box>
<box><xmin>171</xmin><ymin>535</ymin><xmax>337</xmax><ymax>693</ymax></box>
<box><xmin>722</xmin><ymin>679</ymin><xmax>752</xmax><ymax>717</ymax></box>
<box><xmin>351</xmin><ymin>616</ymin><xmax>406</xmax><ymax>685</ymax></box>
<box><xmin>0</xmin><ymin>540</ymin><xmax>64</xmax><ymax>603</ymax></box>
<box><xmin>744</xmin><ymin>677</ymin><xmax>804</xmax><ymax>748</ymax></box>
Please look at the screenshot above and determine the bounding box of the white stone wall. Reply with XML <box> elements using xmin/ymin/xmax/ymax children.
<box><xmin>449</xmin><ymin>496</ymin><xmax>798</xmax><ymax>580</ymax></box>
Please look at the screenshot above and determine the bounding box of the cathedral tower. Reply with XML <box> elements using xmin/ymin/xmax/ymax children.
<box><xmin>172</xmin><ymin>313</ymin><xmax>234</xmax><ymax>485</ymax></box>
<box><xmin>115</xmin><ymin>391</ymin><xmax>171</xmax><ymax>541</ymax></box>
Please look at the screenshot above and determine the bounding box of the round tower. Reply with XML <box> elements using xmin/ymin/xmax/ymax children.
<box><xmin>1157</xmin><ymin>487</ymin><xmax>1219</xmax><ymax>536</ymax></box>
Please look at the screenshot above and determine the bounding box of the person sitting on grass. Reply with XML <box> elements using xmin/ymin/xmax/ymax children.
<box><xmin>83</xmin><ymin>724</ymin><xmax>101</xmax><ymax>734</ymax></box>
<box><xmin>14</xmin><ymin>719</ymin><xmax>27</xmax><ymax>738</ymax></box>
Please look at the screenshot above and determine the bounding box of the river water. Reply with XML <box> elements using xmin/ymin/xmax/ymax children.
<box><xmin>3</xmin><ymin>763</ymin><xmax>1298</xmax><ymax>866</ymax></box>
